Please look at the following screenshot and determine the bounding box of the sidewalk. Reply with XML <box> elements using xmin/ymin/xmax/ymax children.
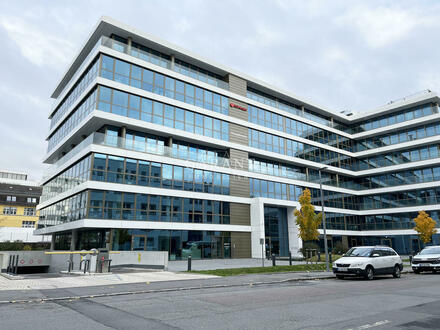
<box><xmin>168</xmin><ymin>258</ymin><xmax>306</xmax><ymax>272</ymax></box>
<box><xmin>0</xmin><ymin>270</ymin><xmax>216</xmax><ymax>291</ymax></box>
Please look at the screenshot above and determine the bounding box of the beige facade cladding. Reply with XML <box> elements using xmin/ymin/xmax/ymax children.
<box><xmin>231</xmin><ymin>232</ymin><xmax>252</xmax><ymax>258</ymax></box>
<box><xmin>227</xmin><ymin>74</ymin><xmax>247</xmax><ymax>97</ymax></box>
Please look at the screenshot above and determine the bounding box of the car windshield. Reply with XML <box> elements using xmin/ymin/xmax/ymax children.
<box><xmin>420</xmin><ymin>247</ymin><xmax>440</xmax><ymax>255</ymax></box>
<box><xmin>344</xmin><ymin>247</ymin><xmax>374</xmax><ymax>257</ymax></box>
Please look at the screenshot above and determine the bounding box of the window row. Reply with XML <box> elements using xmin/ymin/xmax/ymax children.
<box><xmin>100</xmin><ymin>55</ymin><xmax>229</xmax><ymax>115</ymax></box>
<box><xmin>41</xmin><ymin>155</ymin><xmax>92</xmax><ymax>202</ymax></box>
<box><xmin>248</xmin><ymin>128</ymin><xmax>345</xmax><ymax>167</ymax></box>
<box><xmin>111</xmin><ymin>229</ymin><xmax>232</xmax><ymax>259</ymax></box>
<box><xmin>355</xmin><ymin>121</ymin><xmax>440</xmax><ymax>151</ymax></box>
<box><xmin>104</xmin><ymin>35</ymin><xmax>227</xmax><ymax>90</ymax></box>
<box><xmin>249</xmin><ymin>105</ymin><xmax>352</xmax><ymax>151</ymax></box>
<box><xmin>22</xmin><ymin>221</ymin><xmax>36</xmax><ymax>228</ymax></box>
<box><xmin>352</xmin><ymin>103</ymin><xmax>436</xmax><ymax>133</ymax></box>
<box><xmin>89</xmin><ymin>191</ymin><xmax>231</xmax><ymax>224</ymax></box>
<box><xmin>51</xmin><ymin>57</ymin><xmax>99</xmax><ymax>129</ymax></box>
<box><xmin>353</xmin><ymin>166</ymin><xmax>440</xmax><ymax>189</ymax></box>
<box><xmin>38</xmin><ymin>191</ymin><xmax>89</xmax><ymax>227</ymax></box>
<box><xmin>48</xmin><ymin>89</ymin><xmax>97</xmax><ymax>152</ymax></box>
<box><xmin>354</xmin><ymin>144</ymin><xmax>440</xmax><ymax>170</ymax></box>
<box><xmin>247</xmin><ymin>88</ymin><xmax>348</xmax><ymax>130</ymax></box>
<box><xmin>105</xmin><ymin>35</ymin><xmax>170</xmax><ymax>69</ymax></box>
<box><xmin>92</xmin><ymin>153</ymin><xmax>231</xmax><ymax>195</ymax></box>
<box><xmin>98</xmin><ymin>86</ymin><xmax>229</xmax><ymax>141</ymax></box>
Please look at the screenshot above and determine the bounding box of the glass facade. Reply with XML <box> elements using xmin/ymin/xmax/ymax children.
<box><xmin>264</xmin><ymin>207</ymin><xmax>288</xmax><ymax>257</ymax></box>
<box><xmin>100</xmin><ymin>55</ymin><xmax>229</xmax><ymax>115</ymax></box>
<box><xmin>112</xmin><ymin>229</ymin><xmax>231</xmax><ymax>260</ymax></box>
<box><xmin>249</xmin><ymin>105</ymin><xmax>352</xmax><ymax>150</ymax></box>
<box><xmin>42</xmin><ymin>24</ymin><xmax>440</xmax><ymax>258</ymax></box>
<box><xmin>50</xmin><ymin>58</ymin><xmax>99</xmax><ymax>129</ymax></box>
<box><xmin>39</xmin><ymin>189</ymin><xmax>232</xmax><ymax>226</ymax></box>
<box><xmin>351</xmin><ymin>103</ymin><xmax>437</xmax><ymax>133</ymax></box>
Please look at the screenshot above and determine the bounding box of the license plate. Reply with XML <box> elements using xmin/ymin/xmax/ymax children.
<box><xmin>337</xmin><ymin>267</ymin><xmax>348</xmax><ymax>272</ymax></box>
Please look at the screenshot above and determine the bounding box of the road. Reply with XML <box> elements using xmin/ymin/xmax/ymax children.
<box><xmin>0</xmin><ymin>273</ymin><xmax>439</xmax><ymax>329</ymax></box>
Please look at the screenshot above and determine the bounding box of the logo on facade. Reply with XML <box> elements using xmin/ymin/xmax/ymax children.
<box><xmin>229</xmin><ymin>103</ymin><xmax>247</xmax><ymax>111</ymax></box>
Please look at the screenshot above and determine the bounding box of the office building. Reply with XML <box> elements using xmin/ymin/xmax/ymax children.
<box><xmin>35</xmin><ymin>17</ymin><xmax>439</xmax><ymax>257</ymax></box>
<box><xmin>0</xmin><ymin>171</ymin><xmax>44</xmax><ymax>242</ymax></box>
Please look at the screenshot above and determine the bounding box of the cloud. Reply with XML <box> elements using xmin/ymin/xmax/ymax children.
<box><xmin>0</xmin><ymin>16</ymin><xmax>75</xmax><ymax>68</ymax></box>
<box><xmin>336</xmin><ymin>5</ymin><xmax>426</xmax><ymax>48</ymax></box>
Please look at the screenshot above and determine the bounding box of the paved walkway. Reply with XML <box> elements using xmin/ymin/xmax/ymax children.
<box><xmin>0</xmin><ymin>270</ymin><xmax>216</xmax><ymax>291</ymax></box>
<box><xmin>168</xmin><ymin>258</ymin><xmax>307</xmax><ymax>271</ymax></box>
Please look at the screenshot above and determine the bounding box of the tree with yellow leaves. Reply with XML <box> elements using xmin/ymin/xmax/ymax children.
<box><xmin>413</xmin><ymin>211</ymin><xmax>437</xmax><ymax>244</ymax></box>
<box><xmin>294</xmin><ymin>188</ymin><xmax>322</xmax><ymax>242</ymax></box>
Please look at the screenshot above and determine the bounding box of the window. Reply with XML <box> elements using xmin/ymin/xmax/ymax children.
<box><xmin>27</xmin><ymin>197</ymin><xmax>37</xmax><ymax>203</ymax></box>
<box><xmin>22</xmin><ymin>221</ymin><xmax>36</xmax><ymax>228</ymax></box>
<box><xmin>24</xmin><ymin>208</ymin><xmax>36</xmax><ymax>216</ymax></box>
<box><xmin>7</xmin><ymin>196</ymin><xmax>16</xmax><ymax>202</ymax></box>
<box><xmin>3</xmin><ymin>207</ymin><xmax>17</xmax><ymax>215</ymax></box>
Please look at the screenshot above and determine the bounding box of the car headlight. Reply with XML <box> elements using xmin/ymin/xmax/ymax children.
<box><xmin>350</xmin><ymin>262</ymin><xmax>364</xmax><ymax>267</ymax></box>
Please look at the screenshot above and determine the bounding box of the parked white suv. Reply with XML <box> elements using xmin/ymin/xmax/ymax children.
<box><xmin>412</xmin><ymin>246</ymin><xmax>440</xmax><ymax>274</ymax></box>
<box><xmin>332</xmin><ymin>246</ymin><xmax>403</xmax><ymax>280</ymax></box>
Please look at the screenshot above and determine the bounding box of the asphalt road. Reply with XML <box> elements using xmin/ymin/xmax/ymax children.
<box><xmin>1</xmin><ymin>273</ymin><xmax>439</xmax><ymax>329</ymax></box>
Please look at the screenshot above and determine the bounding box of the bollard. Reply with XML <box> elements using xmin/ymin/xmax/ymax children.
<box><xmin>317</xmin><ymin>251</ymin><xmax>321</xmax><ymax>262</ymax></box>
<box><xmin>14</xmin><ymin>255</ymin><xmax>19</xmax><ymax>274</ymax></box>
<box><xmin>9</xmin><ymin>255</ymin><xmax>15</xmax><ymax>274</ymax></box>
<box><xmin>409</xmin><ymin>255</ymin><xmax>413</xmax><ymax>264</ymax></box>
<box><xmin>67</xmin><ymin>259</ymin><xmax>73</xmax><ymax>273</ymax></box>
<box><xmin>187</xmin><ymin>255</ymin><xmax>192</xmax><ymax>271</ymax></box>
<box><xmin>329</xmin><ymin>252</ymin><xmax>333</xmax><ymax>264</ymax></box>
<box><xmin>83</xmin><ymin>260</ymin><xmax>90</xmax><ymax>274</ymax></box>
<box><xmin>289</xmin><ymin>251</ymin><xmax>292</xmax><ymax>266</ymax></box>
<box><xmin>7</xmin><ymin>255</ymin><xmax>12</xmax><ymax>273</ymax></box>
<box><xmin>272</xmin><ymin>254</ymin><xmax>276</xmax><ymax>267</ymax></box>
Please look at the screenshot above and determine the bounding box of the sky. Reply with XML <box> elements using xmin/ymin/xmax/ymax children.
<box><xmin>0</xmin><ymin>0</ymin><xmax>439</xmax><ymax>181</ymax></box>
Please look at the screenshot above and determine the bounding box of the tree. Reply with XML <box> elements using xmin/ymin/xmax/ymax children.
<box><xmin>413</xmin><ymin>211</ymin><xmax>437</xmax><ymax>244</ymax></box>
<box><xmin>294</xmin><ymin>188</ymin><xmax>322</xmax><ymax>242</ymax></box>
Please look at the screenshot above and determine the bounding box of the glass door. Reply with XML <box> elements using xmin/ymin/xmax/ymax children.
<box><xmin>132</xmin><ymin>235</ymin><xmax>146</xmax><ymax>251</ymax></box>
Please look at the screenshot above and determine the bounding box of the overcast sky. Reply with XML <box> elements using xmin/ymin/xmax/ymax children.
<box><xmin>0</xmin><ymin>0</ymin><xmax>439</xmax><ymax>181</ymax></box>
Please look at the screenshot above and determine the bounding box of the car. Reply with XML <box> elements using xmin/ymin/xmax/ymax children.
<box><xmin>411</xmin><ymin>246</ymin><xmax>440</xmax><ymax>274</ymax></box>
<box><xmin>332</xmin><ymin>246</ymin><xmax>403</xmax><ymax>280</ymax></box>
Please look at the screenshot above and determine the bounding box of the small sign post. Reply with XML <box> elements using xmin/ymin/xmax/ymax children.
<box><xmin>260</xmin><ymin>238</ymin><xmax>265</xmax><ymax>267</ymax></box>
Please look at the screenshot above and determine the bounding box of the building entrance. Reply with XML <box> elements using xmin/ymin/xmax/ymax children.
<box><xmin>264</xmin><ymin>206</ymin><xmax>289</xmax><ymax>257</ymax></box>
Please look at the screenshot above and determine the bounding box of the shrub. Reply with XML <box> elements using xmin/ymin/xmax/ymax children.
<box><xmin>299</xmin><ymin>241</ymin><xmax>319</xmax><ymax>258</ymax></box>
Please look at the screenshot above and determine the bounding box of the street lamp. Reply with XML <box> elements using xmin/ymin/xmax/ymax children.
<box><xmin>318</xmin><ymin>166</ymin><xmax>330</xmax><ymax>272</ymax></box>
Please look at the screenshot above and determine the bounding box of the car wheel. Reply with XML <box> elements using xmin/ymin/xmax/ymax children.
<box><xmin>413</xmin><ymin>269</ymin><xmax>420</xmax><ymax>274</ymax></box>
<box><xmin>365</xmin><ymin>266</ymin><xmax>374</xmax><ymax>280</ymax></box>
<box><xmin>336</xmin><ymin>275</ymin><xmax>344</xmax><ymax>279</ymax></box>
<box><xmin>393</xmin><ymin>265</ymin><xmax>401</xmax><ymax>278</ymax></box>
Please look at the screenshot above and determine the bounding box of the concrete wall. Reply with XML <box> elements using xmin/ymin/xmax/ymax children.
<box><xmin>111</xmin><ymin>251</ymin><xmax>169</xmax><ymax>269</ymax></box>
<box><xmin>0</xmin><ymin>251</ymin><xmax>51</xmax><ymax>272</ymax></box>
<box><xmin>48</xmin><ymin>253</ymin><xmax>82</xmax><ymax>273</ymax></box>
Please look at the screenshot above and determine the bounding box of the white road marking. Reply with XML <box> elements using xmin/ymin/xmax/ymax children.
<box><xmin>346</xmin><ymin>319</ymin><xmax>391</xmax><ymax>330</ymax></box>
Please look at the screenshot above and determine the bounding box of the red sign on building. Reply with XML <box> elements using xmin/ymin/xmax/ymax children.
<box><xmin>230</xmin><ymin>103</ymin><xmax>247</xmax><ymax>111</ymax></box>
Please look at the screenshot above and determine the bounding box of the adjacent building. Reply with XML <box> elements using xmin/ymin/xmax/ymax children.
<box><xmin>35</xmin><ymin>17</ymin><xmax>440</xmax><ymax>257</ymax></box>
<box><xmin>0</xmin><ymin>171</ymin><xmax>45</xmax><ymax>242</ymax></box>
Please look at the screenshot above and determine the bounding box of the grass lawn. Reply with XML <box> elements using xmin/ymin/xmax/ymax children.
<box><xmin>307</xmin><ymin>254</ymin><xmax>342</xmax><ymax>263</ymax></box>
<box><xmin>189</xmin><ymin>263</ymin><xmax>328</xmax><ymax>277</ymax></box>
